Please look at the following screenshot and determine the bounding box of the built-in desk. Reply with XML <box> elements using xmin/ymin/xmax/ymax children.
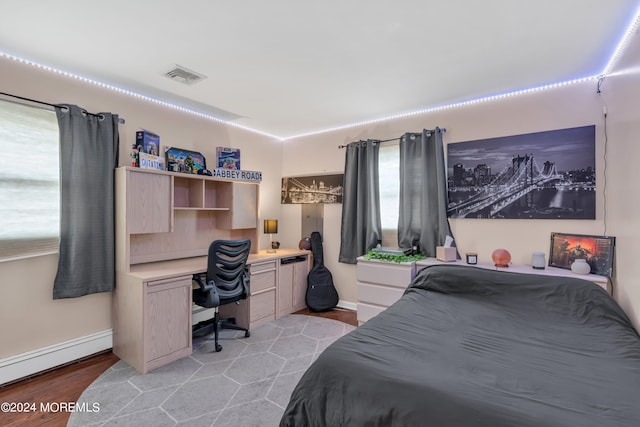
<box><xmin>113</xmin><ymin>249</ymin><xmax>310</xmax><ymax>374</ymax></box>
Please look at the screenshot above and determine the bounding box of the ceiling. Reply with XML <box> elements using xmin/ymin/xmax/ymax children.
<box><xmin>1</xmin><ymin>1</ymin><xmax>638</xmax><ymax>139</ymax></box>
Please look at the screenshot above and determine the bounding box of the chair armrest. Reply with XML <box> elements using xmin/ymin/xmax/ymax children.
<box><xmin>193</xmin><ymin>274</ymin><xmax>220</xmax><ymax>308</ymax></box>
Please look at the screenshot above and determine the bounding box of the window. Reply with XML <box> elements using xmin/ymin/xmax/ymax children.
<box><xmin>0</xmin><ymin>99</ymin><xmax>59</xmax><ymax>261</ymax></box>
<box><xmin>378</xmin><ymin>142</ymin><xmax>399</xmax><ymax>246</ymax></box>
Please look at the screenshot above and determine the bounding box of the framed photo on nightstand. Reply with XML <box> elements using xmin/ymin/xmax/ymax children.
<box><xmin>548</xmin><ymin>232</ymin><xmax>615</xmax><ymax>277</ymax></box>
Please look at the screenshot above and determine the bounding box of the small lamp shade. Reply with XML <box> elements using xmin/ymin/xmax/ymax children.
<box><xmin>264</xmin><ymin>219</ymin><xmax>278</xmax><ymax>234</ymax></box>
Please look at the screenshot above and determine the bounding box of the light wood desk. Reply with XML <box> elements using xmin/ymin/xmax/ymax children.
<box><xmin>113</xmin><ymin>167</ymin><xmax>311</xmax><ymax>373</ymax></box>
<box><xmin>113</xmin><ymin>249</ymin><xmax>310</xmax><ymax>374</ymax></box>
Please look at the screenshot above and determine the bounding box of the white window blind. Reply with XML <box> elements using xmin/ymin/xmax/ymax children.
<box><xmin>0</xmin><ymin>99</ymin><xmax>59</xmax><ymax>261</ymax></box>
<box><xmin>378</xmin><ymin>142</ymin><xmax>399</xmax><ymax>246</ymax></box>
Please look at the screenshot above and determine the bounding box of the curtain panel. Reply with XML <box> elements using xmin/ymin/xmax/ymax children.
<box><xmin>397</xmin><ymin>128</ymin><xmax>455</xmax><ymax>256</ymax></box>
<box><xmin>53</xmin><ymin>105</ymin><xmax>119</xmax><ymax>299</ymax></box>
<box><xmin>339</xmin><ymin>140</ymin><xmax>381</xmax><ymax>264</ymax></box>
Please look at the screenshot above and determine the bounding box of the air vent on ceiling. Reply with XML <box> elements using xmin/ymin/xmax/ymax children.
<box><xmin>164</xmin><ymin>65</ymin><xmax>207</xmax><ymax>85</ymax></box>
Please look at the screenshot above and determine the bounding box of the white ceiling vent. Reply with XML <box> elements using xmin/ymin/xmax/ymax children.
<box><xmin>164</xmin><ymin>65</ymin><xmax>207</xmax><ymax>85</ymax></box>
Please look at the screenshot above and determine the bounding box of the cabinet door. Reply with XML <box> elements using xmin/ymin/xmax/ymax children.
<box><xmin>231</xmin><ymin>183</ymin><xmax>257</xmax><ymax>229</ymax></box>
<box><xmin>292</xmin><ymin>260</ymin><xmax>310</xmax><ymax>311</ymax></box>
<box><xmin>278</xmin><ymin>263</ymin><xmax>294</xmax><ymax>317</ymax></box>
<box><xmin>279</xmin><ymin>257</ymin><xmax>310</xmax><ymax>317</ymax></box>
<box><xmin>145</xmin><ymin>276</ymin><xmax>192</xmax><ymax>365</ymax></box>
<box><xmin>128</xmin><ymin>171</ymin><xmax>171</xmax><ymax>234</ymax></box>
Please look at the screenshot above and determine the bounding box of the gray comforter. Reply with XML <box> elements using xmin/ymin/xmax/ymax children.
<box><xmin>280</xmin><ymin>264</ymin><xmax>640</xmax><ymax>426</ymax></box>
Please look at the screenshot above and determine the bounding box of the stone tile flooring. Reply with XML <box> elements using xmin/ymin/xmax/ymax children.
<box><xmin>68</xmin><ymin>314</ymin><xmax>355</xmax><ymax>426</ymax></box>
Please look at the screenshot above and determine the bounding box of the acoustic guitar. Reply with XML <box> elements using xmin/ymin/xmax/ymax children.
<box><xmin>305</xmin><ymin>231</ymin><xmax>339</xmax><ymax>311</ymax></box>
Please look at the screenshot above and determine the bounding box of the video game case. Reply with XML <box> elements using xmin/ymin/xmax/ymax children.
<box><xmin>216</xmin><ymin>146</ymin><xmax>240</xmax><ymax>170</ymax></box>
<box><xmin>136</xmin><ymin>130</ymin><xmax>160</xmax><ymax>156</ymax></box>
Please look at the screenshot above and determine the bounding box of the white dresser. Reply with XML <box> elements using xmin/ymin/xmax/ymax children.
<box><xmin>356</xmin><ymin>256</ymin><xmax>613</xmax><ymax>326</ymax></box>
<box><xmin>356</xmin><ymin>257</ymin><xmax>417</xmax><ymax>324</ymax></box>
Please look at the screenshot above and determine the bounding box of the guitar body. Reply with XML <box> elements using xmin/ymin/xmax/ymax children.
<box><xmin>306</xmin><ymin>231</ymin><xmax>339</xmax><ymax>312</ymax></box>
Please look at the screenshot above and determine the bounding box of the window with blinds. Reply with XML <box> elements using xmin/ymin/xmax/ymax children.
<box><xmin>0</xmin><ymin>99</ymin><xmax>59</xmax><ymax>261</ymax></box>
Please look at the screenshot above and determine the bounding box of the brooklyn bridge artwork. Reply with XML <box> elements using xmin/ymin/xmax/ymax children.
<box><xmin>281</xmin><ymin>174</ymin><xmax>343</xmax><ymax>204</ymax></box>
<box><xmin>446</xmin><ymin>125</ymin><xmax>596</xmax><ymax>219</ymax></box>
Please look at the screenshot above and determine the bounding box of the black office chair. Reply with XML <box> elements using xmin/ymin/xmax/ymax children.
<box><xmin>192</xmin><ymin>239</ymin><xmax>252</xmax><ymax>352</ymax></box>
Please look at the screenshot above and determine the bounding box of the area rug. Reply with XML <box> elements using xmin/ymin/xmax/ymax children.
<box><xmin>68</xmin><ymin>314</ymin><xmax>356</xmax><ymax>426</ymax></box>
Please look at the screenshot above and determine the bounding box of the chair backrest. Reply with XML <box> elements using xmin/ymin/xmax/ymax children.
<box><xmin>206</xmin><ymin>239</ymin><xmax>252</xmax><ymax>304</ymax></box>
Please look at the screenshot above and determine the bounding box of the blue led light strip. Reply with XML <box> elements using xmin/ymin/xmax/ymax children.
<box><xmin>2</xmin><ymin>5</ymin><xmax>640</xmax><ymax>141</ymax></box>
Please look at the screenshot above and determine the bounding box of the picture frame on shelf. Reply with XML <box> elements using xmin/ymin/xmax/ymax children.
<box><xmin>548</xmin><ymin>232</ymin><xmax>615</xmax><ymax>277</ymax></box>
<box><xmin>165</xmin><ymin>147</ymin><xmax>206</xmax><ymax>174</ymax></box>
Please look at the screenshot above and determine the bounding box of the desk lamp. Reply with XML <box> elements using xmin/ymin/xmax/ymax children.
<box><xmin>264</xmin><ymin>219</ymin><xmax>278</xmax><ymax>253</ymax></box>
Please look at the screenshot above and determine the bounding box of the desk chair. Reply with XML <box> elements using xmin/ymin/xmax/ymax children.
<box><xmin>192</xmin><ymin>239</ymin><xmax>251</xmax><ymax>352</ymax></box>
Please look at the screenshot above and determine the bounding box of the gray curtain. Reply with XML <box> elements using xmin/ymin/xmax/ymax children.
<box><xmin>339</xmin><ymin>140</ymin><xmax>382</xmax><ymax>264</ymax></box>
<box><xmin>53</xmin><ymin>105</ymin><xmax>119</xmax><ymax>299</ymax></box>
<box><xmin>397</xmin><ymin>128</ymin><xmax>455</xmax><ymax>256</ymax></box>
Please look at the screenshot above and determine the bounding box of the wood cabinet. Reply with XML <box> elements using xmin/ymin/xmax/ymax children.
<box><xmin>114</xmin><ymin>166</ymin><xmax>260</xmax><ymax>373</ymax></box>
<box><xmin>127</xmin><ymin>170</ymin><xmax>171</xmax><ymax>234</ymax></box>
<box><xmin>113</xmin><ymin>274</ymin><xmax>192</xmax><ymax>374</ymax></box>
<box><xmin>218</xmin><ymin>183</ymin><xmax>258</xmax><ymax>229</ymax></box>
<box><xmin>114</xmin><ymin>167</ymin><xmax>313</xmax><ymax>373</ymax></box>
<box><xmin>220</xmin><ymin>258</ymin><xmax>278</xmax><ymax>330</ymax></box>
<box><xmin>278</xmin><ymin>255</ymin><xmax>311</xmax><ymax>317</ymax></box>
<box><xmin>115</xmin><ymin>167</ymin><xmax>259</xmax><ymax>267</ymax></box>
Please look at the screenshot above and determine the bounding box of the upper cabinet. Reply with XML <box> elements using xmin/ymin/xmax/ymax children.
<box><xmin>116</xmin><ymin>167</ymin><xmax>259</xmax><ymax>268</ymax></box>
<box><xmin>126</xmin><ymin>170</ymin><xmax>171</xmax><ymax>234</ymax></box>
<box><xmin>219</xmin><ymin>183</ymin><xmax>258</xmax><ymax>229</ymax></box>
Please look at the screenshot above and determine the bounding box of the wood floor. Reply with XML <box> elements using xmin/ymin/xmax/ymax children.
<box><xmin>0</xmin><ymin>309</ymin><xmax>357</xmax><ymax>427</ymax></box>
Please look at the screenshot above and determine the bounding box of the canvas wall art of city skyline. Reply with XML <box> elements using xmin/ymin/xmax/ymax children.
<box><xmin>281</xmin><ymin>174</ymin><xmax>343</xmax><ymax>204</ymax></box>
<box><xmin>446</xmin><ymin>125</ymin><xmax>596</xmax><ymax>219</ymax></box>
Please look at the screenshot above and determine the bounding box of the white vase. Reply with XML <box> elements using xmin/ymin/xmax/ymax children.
<box><xmin>571</xmin><ymin>259</ymin><xmax>591</xmax><ymax>275</ymax></box>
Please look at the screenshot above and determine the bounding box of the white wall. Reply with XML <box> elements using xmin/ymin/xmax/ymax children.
<box><xmin>0</xmin><ymin>57</ymin><xmax>282</xmax><ymax>360</ymax></box>
<box><xmin>282</xmin><ymin>35</ymin><xmax>640</xmax><ymax>329</ymax></box>
<box><xmin>2</xmin><ymin>29</ymin><xmax>639</xmax><ymax>369</ymax></box>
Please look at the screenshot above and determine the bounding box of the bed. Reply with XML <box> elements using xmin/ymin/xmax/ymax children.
<box><xmin>280</xmin><ymin>264</ymin><xmax>640</xmax><ymax>427</ymax></box>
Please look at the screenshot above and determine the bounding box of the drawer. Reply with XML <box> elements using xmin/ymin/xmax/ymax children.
<box><xmin>250</xmin><ymin>289</ymin><xmax>275</xmax><ymax>321</ymax></box>
<box><xmin>250</xmin><ymin>269</ymin><xmax>276</xmax><ymax>294</ymax></box>
<box><xmin>250</xmin><ymin>260</ymin><xmax>277</xmax><ymax>274</ymax></box>
<box><xmin>357</xmin><ymin>282</ymin><xmax>405</xmax><ymax>307</ymax></box>
<box><xmin>357</xmin><ymin>303</ymin><xmax>386</xmax><ymax>324</ymax></box>
<box><xmin>146</xmin><ymin>275</ymin><xmax>192</xmax><ymax>291</ymax></box>
<box><xmin>357</xmin><ymin>261</ymin><xmax>416</xmax><ymax>288</ymax></box>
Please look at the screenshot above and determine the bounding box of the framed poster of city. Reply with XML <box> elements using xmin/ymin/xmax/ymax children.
<box><xmin>548</xmin><ymin>232</ymin><xmax>615</xmax><ymax>277</ymax></box>
<box><xmin>281</xmin><ymin>174</ymin><xmax>343</xmax><ymax>204</ymax></box>
<box><xmin>446</xmin><ymin>125</ymin><xmax>595</xmax><ymax>219</ymax></box>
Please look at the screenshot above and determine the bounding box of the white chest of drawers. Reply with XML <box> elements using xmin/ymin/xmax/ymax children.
<box><xmin>356</xmin><ymin>257</ymin><xmax>417</xmax><ymax>324</ymax></box>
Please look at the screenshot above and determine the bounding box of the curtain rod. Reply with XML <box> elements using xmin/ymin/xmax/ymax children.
<box><xmin>0</xmin><ymin>91</ymin><xmax>126</xmax><ymax>124</ymax></box>
<box><xmin>338</xmin><ymin>128</ymin><xmax>446</xmax><ymax>149</ymax></box>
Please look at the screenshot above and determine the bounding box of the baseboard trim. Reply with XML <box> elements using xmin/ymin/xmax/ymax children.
<box><xmin>337</xmin><ymin>300</ymin><xmax>358</xmax><ymax>311</ymax></box>
<box><xmin>0</xmin><ymin>329</ymin><xmax>113</xmax><ymax>386</ymax></box>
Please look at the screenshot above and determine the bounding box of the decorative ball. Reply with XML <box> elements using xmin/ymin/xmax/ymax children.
<box><xmin>492</xmin><ymin>248</ymin><xmax>511</xmax><ymax>267</ymax></box>
<box><xmin>298</xmin><ymin>237</ymin><xmax>311</xmax><ymax>250</ymax></box>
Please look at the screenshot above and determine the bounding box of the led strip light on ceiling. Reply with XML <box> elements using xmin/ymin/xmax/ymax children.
<box><xmin>1</xmin><ymin>6</ymin><xmax>640</xmax><ymax>141</ymax></box>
